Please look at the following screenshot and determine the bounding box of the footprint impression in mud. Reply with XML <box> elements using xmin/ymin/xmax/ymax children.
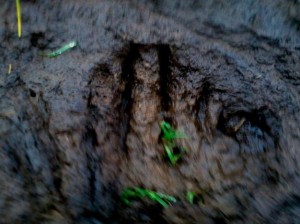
<box><xmin>87</xmin><ymin>43</ymin><xmax>299</xmax><ymax>223</ymax></box>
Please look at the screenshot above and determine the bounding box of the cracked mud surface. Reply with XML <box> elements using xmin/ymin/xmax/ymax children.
<box><xmin>1</xmin><ymin>0</ymin><xmax>300</xmax><ymax>223</ymax></box>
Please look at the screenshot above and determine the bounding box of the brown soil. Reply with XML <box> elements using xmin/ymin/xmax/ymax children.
<box><xmin>1</xmin><ymin>0</ymin><xmax>300</xmax><ymax>223</ymax></box>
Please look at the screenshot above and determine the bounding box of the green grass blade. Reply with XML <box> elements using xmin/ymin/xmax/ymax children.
<box><xmin>147</xmin><ymin>191</ymin><xmax>169</xmax><ymax>207</ymax></box>
<box><xmin>16</xmin><ymin>0</ymin><xmax>22</xmax><ymax>38</ymax></box>
<box><xmin>173</xmin><ymin>131</ymin><xmax>188</xmax><ymax>139</ymax></box>
<box><xmin>160</xmin><ymin>121</ymin><xmax>189</xmax><ymax>165</ymax></box>
<box><xmin>160</xmin><ymin>121</ymin><xmax>188</xmax><ymax>141</ymax></box>
<box><xmin>43</xmin><ymin>41</ymin><xmax>77</xmax><ymax>58</ymax></box>
<box><xmin>121</xmin><ymin>187</ymin><xmax>176</xmax><ymax>208</ymax></box>
<box><xmin>164</xmin><ymin>144</ymin><xmax>176</xmax><ymax>165</ymax></box>
<box><xmin>155</xmin><ymin>192</ymin><xmax>177</xmax><ymax>203</ymax></box>
<box><xmin>186</xmin><ymin>191</ymin><xmax>196</xmax><ymax>204</ymax></box>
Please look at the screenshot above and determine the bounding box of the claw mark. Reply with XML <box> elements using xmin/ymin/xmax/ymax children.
<box><xmin>119</xmin><ymin>43</ymin><xmax>139</xmax><ymax>153</ymax></box>
<box><xmin>158</xmin><ymin>45</ymin><xmax>172</xmax><ymax>111</ymax></box>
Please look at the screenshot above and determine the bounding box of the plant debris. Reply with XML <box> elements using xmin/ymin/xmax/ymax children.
<box><xmin>186</xmin><ymin>191</ymin><xmax>196</xmax><ymax>204</ymax></box>
<box><xmin>8</xmin><ymin>64</ymin><xmax>12</xmax><ymax>74</ymax></box>
<box><xmin>160</xmin><ymin>121</ymin><xmax>187</xmax><ymax>141</ymax></box>
<box><xmin>233</xmin><ymin>117</ymin><xmax>246</xmax><ymax>132</ymax></box>
<box><xmin>16</xmin><ymin>0</ymin><xmax>22</xmax><ymax>38</ymax></box>
<box><xmin>42</xmin><ymin>41</ymin><xmax>77</xmax><ymax>58</ymax></box>
<box><xmin>121</xmin><ymin>187</ymin><xmax>177</xmax><ymax>208</ymax></box>
<box><xmin>186</xmin><ymin>191</ymin><xmax>204</xmax><ymax>205</ymax></box>
<box><xmin>160</xmin><ymin>121</ymin><xmax>188</xmax><ymax>165</ymax></box>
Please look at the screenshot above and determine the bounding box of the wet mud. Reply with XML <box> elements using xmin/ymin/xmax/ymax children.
<box><xmin>0</xmin><ymin>0</ymin><xmax>300</xmax><ymax>223</ymax></box>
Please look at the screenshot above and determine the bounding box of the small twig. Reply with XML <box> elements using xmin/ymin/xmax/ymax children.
<box><xmin>16</xmin><ymin>0</ymin><xmax>22</xmax><ymax>38</ymax></box>
<box><xmin>233</xmin><ymin>117</ymin><xmax>246</xmax><ymax>132</ymax></box>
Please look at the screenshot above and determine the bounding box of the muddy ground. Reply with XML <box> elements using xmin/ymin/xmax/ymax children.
<box><xmin>1</xmin><ymin>0</ymin><xmax>300</xmax><ymax>223</ymax></box>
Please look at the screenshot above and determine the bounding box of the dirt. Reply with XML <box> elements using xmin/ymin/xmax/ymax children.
<box><xmin>1</xmin><ymin>0</ymin><xmax>300</xmax><ymax>223</ymax></box>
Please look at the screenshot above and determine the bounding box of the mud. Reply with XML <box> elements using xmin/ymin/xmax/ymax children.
<box><xmin>0</xmin><ymin>0</ymin><xmax>300</xmax><ymax>223</ymax></box>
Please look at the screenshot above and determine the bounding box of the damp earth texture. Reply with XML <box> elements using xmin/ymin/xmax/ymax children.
<box><xmin>1</xmin><ymin>0</ymin><xmax>300</xmax><ymax>223</ymax></box>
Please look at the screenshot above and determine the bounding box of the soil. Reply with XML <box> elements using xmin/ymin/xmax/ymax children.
<box><xmin>1</xmin><ymin>0</ymin><xmax>300</xmax><ymax>223</ymax></box>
